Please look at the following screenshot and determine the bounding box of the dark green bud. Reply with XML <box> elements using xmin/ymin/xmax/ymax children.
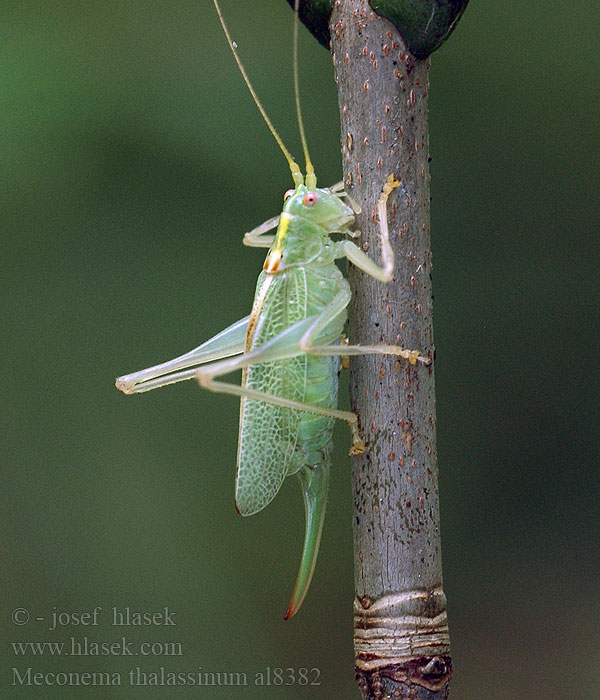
<box><xmin>285</xmin><ymin>0</ymin><xmax>469</xmax><ymax>58</ymax></box>
<box><xmin>285</xmin><ymin>0</ymin><xmax>334</xmax><ymax>49</ymax></box>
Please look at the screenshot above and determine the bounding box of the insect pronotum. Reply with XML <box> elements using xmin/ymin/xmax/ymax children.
<box><xmin>115</xmin><ymin>0</ymin><xmax>430</xmax><ymax>619</ymax></box>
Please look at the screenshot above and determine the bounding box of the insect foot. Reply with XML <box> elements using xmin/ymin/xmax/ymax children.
<box><xmin>349</xmin><ymin>423</ymin><xmax>366</xmax><ymax>455</ymax></box>
<box><xmin>349</xmin><ymin>440</ymin><xmax>366</xmax><ymax>456</ymax></box>
<box><xmin>391</xmin><ymin>347</ymin><xmax>430</xmax><ymax>366</ymax></box>
<box><xmin>407</xmin><ymin>349</ymin><xmax>420</xmax><ymax>365</ymax></box>
<box><xmin>382</xmin><ymin>173</ymin><xmax>402</xmax><ymax>197</ymax></box>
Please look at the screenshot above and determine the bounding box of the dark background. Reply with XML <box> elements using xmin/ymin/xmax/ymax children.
<box><xmin>2</xmin><ymin>1</ymin><xmax>598</xmax><ymax>698</ymax></box>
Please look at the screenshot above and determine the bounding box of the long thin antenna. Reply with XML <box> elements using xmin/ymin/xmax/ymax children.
<box><xmin>213</xmin><ymin>0</ymin><xmax>304</xmax><ymax>186</ymax></box>
<box><xmin>293</xmin><ymin>0</ymin><xmax>316</xmax><ymax>188</ymax></box>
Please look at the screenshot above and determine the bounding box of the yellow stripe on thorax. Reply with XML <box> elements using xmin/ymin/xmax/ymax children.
<box><xmin>264</xmin><ymin>212</ymin><xmax>292</xmax><ymax>273</ymax></box>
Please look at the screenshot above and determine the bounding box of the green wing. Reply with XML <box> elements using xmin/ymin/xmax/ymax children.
<box><xmin>235</xmin><ymin>355</ymin><xmax>306</xmax><ymax>516</ymax></box>
<box><xmin>235</xmin><ymin>269</ymin><xmax>309</xmax><ymax>517</ymax></box>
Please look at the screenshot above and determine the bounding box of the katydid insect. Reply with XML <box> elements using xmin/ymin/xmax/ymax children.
<box><xmin>115</xmin><ymin>0</ymin><xmax>430</xmax><ymax>619</ymax></box>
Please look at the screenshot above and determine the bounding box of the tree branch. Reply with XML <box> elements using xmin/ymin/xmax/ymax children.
<box><xmin>330</xmin><ymin>1</ymin><xmax>451</xmax><ymax>697</ymax></box>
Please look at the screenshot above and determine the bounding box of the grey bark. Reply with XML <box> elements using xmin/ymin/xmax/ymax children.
<box><xmin>330</xmin><ymin>1</ymin><xmax>451</xmax><ymax>697</ymax></box>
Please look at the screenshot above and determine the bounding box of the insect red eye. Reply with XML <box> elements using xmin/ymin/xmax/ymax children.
<box><xmin>302</xmin><ymin>192</ymin><xmax>318</xmax><ymax>207</ymax></box>
<box><xmin>283</xmin><ymin>189</ymin><xmax>294</xmax><ymax>201</ymax></box>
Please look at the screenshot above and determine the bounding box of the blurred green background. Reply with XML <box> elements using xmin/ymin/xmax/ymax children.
<box><xmin>2</xmin><ymin>1</ymin><xmax>598</xmax><ymax>698</ymax></box>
